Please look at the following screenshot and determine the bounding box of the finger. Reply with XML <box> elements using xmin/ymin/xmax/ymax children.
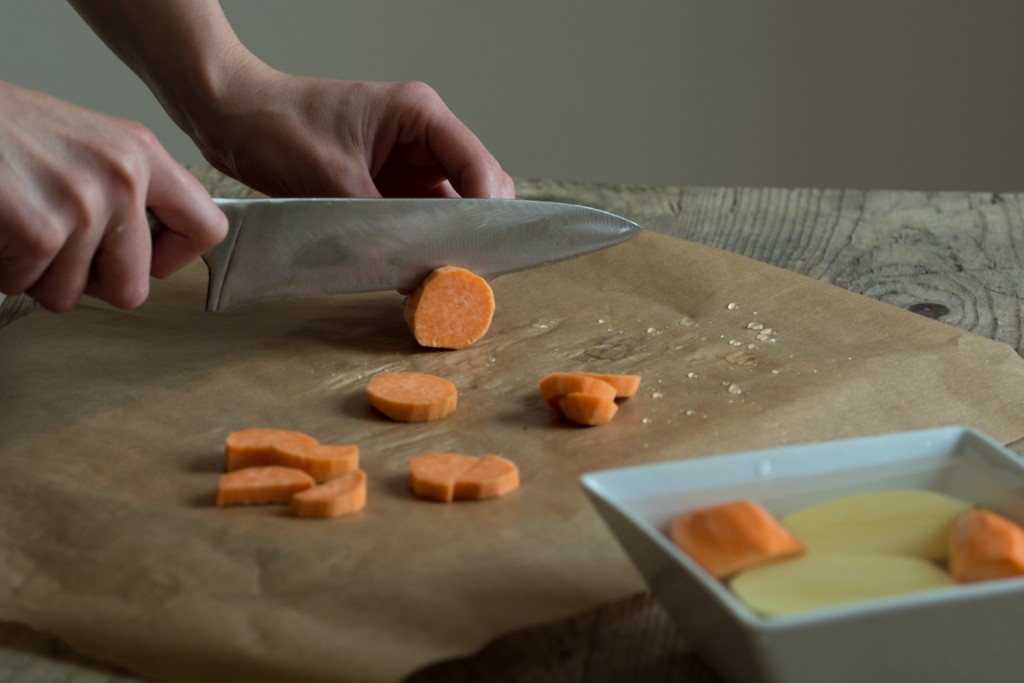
<box><xmin>83</xmin><ymin>208</ymin><xmax>152</xmax><ymax>309</ymax></box>
<box><xmin>420</xmin><ymin>111</ymin><xmax>515</xmax><ymax>199</ymax></box>
<box><xmin>0</xmin><ymin>204</ymin><xmax>61</xmax><ymax>296</ymax></box>
<box><xmin>145</xmin><ymin>153</ymin><xmax>229</xmax><ymax>278</ymax></box>
<box><xmin>372</xmin><ymin>160</ymin><xmax>454</xmax><ymax>198</ymax></box>
<box><xmin>24</xmin><ymin>214</ymin><xmax>102</xmax><ymax>313</ymax></box>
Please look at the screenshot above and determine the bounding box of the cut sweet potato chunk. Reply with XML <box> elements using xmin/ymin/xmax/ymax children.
<box><xmin>558</xmin><ymin>392</ymin><xmax>618</xmax><ymax>426</ymax></box>
<box><xmin>216</xmin><ymin>466</ymin><xmax>315</xmax><ymax>507</ymax></box>
<box><xmin>539</xmin><ymin>372</ymin><xmax>617</xmax><ymax>410</ymax></box>
<box><xmin>453</xmin><ymin>455</ymin><xmax>520</xmax><ymax>501</ymax></box>
<box><xmin>290</xmin><ymin>470</ymin><xmax>368</xmax><ymax>519</ymax></box>
<box><xmin>271</xmin><ymin>442</ymin><xmax>359</xmax><ymax>482</ymax></box>
<box><xmin>224</xmin><ymin>428</ymin><xmax>318</xmax><ymax>471</ymax></box>
<box><xmin>409</xmin><ymin>453</ymin><xmax>519</xmax><ymax>503</ymax></box>
<box><xmin>224</xmin><ymin>429</ymin><xmax>357</xmax><ymax>481</ymax></box>
<box><xmin>404</xmin><ymin>265</ymin><xmax>495</xmax><ymax>349</ymax></box>
<box><xmin>578</xmin><ymin>372</ymin><xmax>642</xmax><ymax>398</ymax></box>
<box><xmin>367</xmin><ymin>371</ymin><xmax>457</xmax><ymax>422</ymax></box>
<box><xmin>949</xmin><ymin>507</ymin><xmax>1024</xmax><ymax>584</ymax></box>
<box><xmin>539</xmin><ymin>371</ymin><xmax>639</xmax><ymax>425</ymax></box>
<box><xmin>409</xmin><ymin>453</ymin><xmax>478</xmax><ymax>502</ymax></box>
<box><xmin>670</xmin><ymin>499</ymin><xmax>805</xmax><ymax>579</ymax></box>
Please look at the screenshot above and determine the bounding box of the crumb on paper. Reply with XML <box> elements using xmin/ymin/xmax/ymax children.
<box><xmin>727</xmin><ymin>302</ymin><xmax>738</xmax><ymax>310</ymax></box>
<box><xmin>727</xmin><ymin>382</ymin><xmax>743</xmax><ymax>395</ymax></box>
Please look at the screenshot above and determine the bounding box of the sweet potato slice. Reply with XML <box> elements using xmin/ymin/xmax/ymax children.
<box><xmin>224</xmin><ymin>428</ymin><xmax>318</xmax><ymax>471</ymax></box>
<box><xmin>949</xmin><ymin>508</ymin><xmax>1024</xmax><ymax>583</ymax></box>
<box><xmin>290</xmin><ymin>470</ymin><xmax>367</xmax><ymax>519</ymax></box>
<box><xmin>404</xmin><ymin>265</ymin><xmax>495</xmax><ymax>349</ymax></box>
<box><xmin>539</xmin><ymin>372</ymin><xmax>617</xmax><ymax>410</ymax></box>
<box><xmin>409</xmin><ymin>453</ymin><xmax>479</xmax><ymax>502</ymax></box>
<box><xmin>670</xmin><ymin>499</ymin><xmax>805</xmax><ymax>579</ymax></box>
<box><xmin>271</xmin><ymin>442</ymin><xmax>359</xmax><ymax>482</ymax></box>
<box><xmin>367</xmin><ymin>371</ymin><xmax>458</xmax><ymax>422</ymax></box>
<box><xmin>578</xmin><ymin>372</ymin><xmax>642</xmax><ymax>398</ymax></box>
<box><xmin>453</xmin><ymin>455</ymin><xmax>520</xmax><ymax>501</ymax></box>
<box><xmin>409</xmin><ymin>453</ymin><xmax>519</xmax><ymax>503</ymax></box>
<box><xmin>216</xmin><ymin>466</ymin><xmax>315</xmax><ymax>507</ymax></box>
<box><xmin>558</xmin><ymin>391</ymin><xmax>619</xmax><ymax>426</ymax></box>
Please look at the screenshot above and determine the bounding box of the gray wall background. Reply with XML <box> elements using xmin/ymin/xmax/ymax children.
<box><xmin>3</xmin><ymin>1</ymin><xmax>1022</xmax><ymax>191</ymax></box>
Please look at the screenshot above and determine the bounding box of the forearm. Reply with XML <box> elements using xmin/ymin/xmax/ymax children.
<box><xmin>66</xmin><ymin>0</ymin><xmax>258</xmax><ymax>138</ymax></box>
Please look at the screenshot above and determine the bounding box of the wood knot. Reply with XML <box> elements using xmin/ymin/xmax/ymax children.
<box><xmin>908</xmin><ymin>303</ymin><xmax>950</xmax><ymax>319</ymax></box>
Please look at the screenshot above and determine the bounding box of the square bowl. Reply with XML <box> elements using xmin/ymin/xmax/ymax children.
<box><xmin>580</xmin><ymin>426</ymin><xmax>1024</xmax><ymax>683</ymax></box>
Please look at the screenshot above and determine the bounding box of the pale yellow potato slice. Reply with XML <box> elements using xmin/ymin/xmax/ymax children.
<box><xmin>781</xmin><ymin>489</ymin><xmax>971</xmax><ymax>560</ymax></box>
<box><xmin>731</xmin><ymin>551</ymin><xmax>954</xmax><ymax>616</ymax></box>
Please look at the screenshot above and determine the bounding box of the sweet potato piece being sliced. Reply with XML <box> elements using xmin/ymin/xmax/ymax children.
<box><xmin>670</xmin><ymin>499</ymin><xmax>805</xmax><ymax>579</ymax></box>
<box><xmin>949</xmin><ymin>508</ymin><xmax>1024</xmax><ymax>584</ymax></box>
<box><xmin>578</xmin><ymin>372</ymin><xmax>642</xmax><ymax>399</ymax></box>
<box><xmin>453</xmin><ymin>455</ymin><xmax>520</xmax><ymax>501</ymax></box>
<box><xmin>404</xmin><ymin>265</ymin><xmax>495</xmax><ymax>349</ymax></box>
<box><xmin>409</xmin><ymin>453</ymin><xmax>520</xmax><ymax>503</ymax></box>
<box><xmin>224</xmin><ymin>428</ymin><xmax>318</xmax><ymax>471</ymax></box>
<box><xmin>271</xmin><ymin>442</ymin><xmax>359</xmax><ymax>482</ymax></box>
<box><xmin>367</xmin><ymin>371</ymin><xmax>457</xmax><ymax>422</ymax></box>
<box><xmin>290</xmin><ymin>470</ymin><xmax>367</xmax><ymax>519</ymax></box>
<box><xmin>216</xmin><ymin>466</ymin><xmax>315</xmax><ymax>507</ymax></box>
<box><xmin>558</xmin><ymin>391</ymin><xmax>619</xmax><ymax>426</ymax></box>
<box><xmin>539</xmin><ymin>372</ymin><xmax>617</xmax><ymax>410</ymax></box>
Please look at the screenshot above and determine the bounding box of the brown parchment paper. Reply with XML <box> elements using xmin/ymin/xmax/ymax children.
<box><xmin>3</xmin><ymin>229</ymin><xmax>1024</xmax><ymax>683</ymax></box>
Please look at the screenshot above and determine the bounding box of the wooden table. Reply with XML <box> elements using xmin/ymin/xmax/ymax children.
<box><xmin>3</xmin><ymin>175</ymin><xmax>1022</xmax><ymax>682</ymax></box>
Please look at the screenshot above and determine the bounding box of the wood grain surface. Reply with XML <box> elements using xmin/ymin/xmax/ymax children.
<box><xmin>2</xmin><ymin>171</ymin><xmax>1022</xmax><ymax>683</ymax></box>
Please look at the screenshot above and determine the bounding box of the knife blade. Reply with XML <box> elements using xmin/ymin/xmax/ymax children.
<box><xmin>194</xmin><ymin>197</ymin><xmax>642</xmax><ymax>311</ymax></box>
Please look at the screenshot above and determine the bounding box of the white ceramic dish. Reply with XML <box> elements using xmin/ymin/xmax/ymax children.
<box><xmin>581</xmin><ymin>426</ymin><xmax>1024</xmax><ymax>683</ymax></box>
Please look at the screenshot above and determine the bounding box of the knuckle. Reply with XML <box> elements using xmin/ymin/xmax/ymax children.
<box><xmin>13</xmin><ymin>216</ymin><xmax>65</xmax><ymax>263</ymax></box>
<box><xmin>392</xmin><ymin>80</ymin><xmax>442</xmax><ymax>107</ymax></box>
<box><xmin>118</xmin><ymin>118</ymin><xmax>160</xmax><ymax>149</ymax></box>
<box><xmin>100</xmin><ymin>121</ymin><xmax>159</xmax><ymax>196</ymax></box>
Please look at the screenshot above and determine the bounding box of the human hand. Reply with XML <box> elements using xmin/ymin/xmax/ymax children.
<box><xmin>182</xmin><ymin>63</ymin><xmax>515</xmax><ymax>200</ymax></box>
<box><xmin>0</xmin><ymin>81</ymin><xmax>227</xmax><ymax>312</ymax></box>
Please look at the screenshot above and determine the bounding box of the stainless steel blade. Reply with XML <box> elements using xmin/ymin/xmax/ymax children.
<box><xmin>202</xmin><ymin>197</ymin><xmax>642</xmax><ymax>311</ymax></box>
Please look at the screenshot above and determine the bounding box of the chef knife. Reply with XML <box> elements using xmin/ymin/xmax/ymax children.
<box><xmin>0</xmin><ymin>197</ymin><xmax>642</xmax><ymax>323</ymax></box>
<box><xmin>187</xmin><ymin>197</ymin><xmax>642</xmax><ymax>311</ymax></box>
